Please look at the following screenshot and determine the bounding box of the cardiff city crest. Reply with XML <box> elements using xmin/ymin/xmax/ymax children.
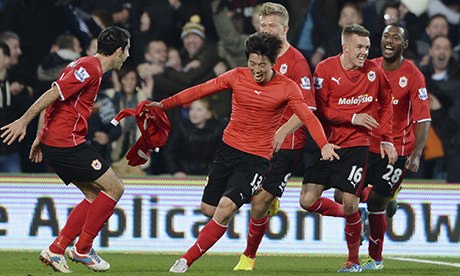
<box><xmin>399</xmin><ymin>76</ymin><xmax>407</xmax><ymax>88</ymax></box>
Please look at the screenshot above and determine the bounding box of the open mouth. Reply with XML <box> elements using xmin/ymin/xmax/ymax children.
<box><xmin>253</xmin><ymin>72</ymin><xmax>264</xmax><ymax>82</ymax></box>
<box><xmin>383</xmin><ymin>45</ymin><xmax>395</xmax><ymax>55</ymax></box>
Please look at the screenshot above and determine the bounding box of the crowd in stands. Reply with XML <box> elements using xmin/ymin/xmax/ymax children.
<box><xmin>0</xmin><ymin>0</ymin><xmax>459</xmax><ymax>182</ymax></box>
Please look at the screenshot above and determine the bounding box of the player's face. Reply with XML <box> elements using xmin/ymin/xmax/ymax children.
<box><xmin>115</xmin><ymin>40</ymin><xmax>130</xmax><ymax>70</ymax></box>
<box><xmin>343</xmin><ymin>34</ymin><xmax>370</xmax><ymax>68</ymax></box>
<box><xmin>248</xmin><ymin>53</ymin><xmax>273</xmax><ymax>84</ymax></box>
<box><xmin>259</xmin><ymin>15</ymin><xmax>287</xmax><ymax>42</ymax></box>
<box><xmin>381</xmin><ymin>25</ymin><xmax>406</xmax><ymax>62</ymax></box>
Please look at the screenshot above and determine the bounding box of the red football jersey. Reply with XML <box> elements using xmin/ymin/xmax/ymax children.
<box><xmin>39</xmin><ymin>56</ymin><xmax>102</xmax><ymax>147</ymax></box>
<box><xmin>161</xmin><ymin>67</ymin><xmax>327</xmax><ymax>159</ymax></box>
<box><xmin>314</xmin><ymin>55</ymin><xmax>393</xmax><ymax>148</ymax></box>
<box><xmin>274</xmin><ymin>46</ymin><xmax>315</xmax><ymax>149</ymax></box>
<box><xmin>370</xmin><ymin>58</ymin><xmax>431</xmax><ymax>156</ymax></box>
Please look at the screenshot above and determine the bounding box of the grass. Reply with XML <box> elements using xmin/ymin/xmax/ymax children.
<box><xmin>3</xmin><ymin>251</ymin><xmax>460</xmax><ymax>275</ymax></box>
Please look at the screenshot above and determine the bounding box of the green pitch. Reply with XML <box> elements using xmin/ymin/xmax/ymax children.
<box><xmin>2</xmin><ymin>251</ymin><xmax>460</xmax><ymax>275</ymax></box>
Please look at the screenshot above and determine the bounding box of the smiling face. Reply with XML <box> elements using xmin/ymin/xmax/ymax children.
<box><xmin>248</xmin><ymin>53</ymin><xmax>274</xmax><ymax>83</ymax></box>
<box><xmin>342</xmin><ymin>34</ymin><xmax>370</xmax><ymax>69</ymax></box>
<box><xmin>183</xmin><ymin>33</ymin><xmax>203</xmax><ymax>57</ymax></box>
<box><xmin>430</xmin><ymin>36</ymin><xmax>452</xmax><ymax>72</ymax></box>
<box><xmin>259</xmin><ymin>14</ymin><xmax>287</xmax><ymax>43</ymax></box>
<box><xmin>381</xmin><ymin>25</ymin><xmax>406</xmax><ymax>63</ymax></box>
<box><xmin>189</xmin><ymin>100</ymin><xmax>212</xmax><ymax>128</ymax></box>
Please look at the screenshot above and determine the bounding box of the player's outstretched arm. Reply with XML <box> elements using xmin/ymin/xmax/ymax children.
<box><xmin>1</xmin><ymin>86</ymin><xmax>60</xmax><ymax>145</ymax></box>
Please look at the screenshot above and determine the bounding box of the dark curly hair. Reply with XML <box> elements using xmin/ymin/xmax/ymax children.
<box><xmin>244</xmin><ymin>32</ymin><xmax>282</xmax><ymax>65</ymax></box>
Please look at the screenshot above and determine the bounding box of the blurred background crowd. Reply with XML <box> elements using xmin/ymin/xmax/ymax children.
<box><xmin>0</xmin><ymin>0</ymin><xmax>459</xmax><ymax>182</ymax></box>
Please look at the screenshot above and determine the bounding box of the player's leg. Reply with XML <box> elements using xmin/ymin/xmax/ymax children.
<box><xmin>386</xmin><ymin>185</ymin><xmax>402</xmax><ymax>217</ymax></box>
<box><xmin>300</xmin><ymin>158</ymin><xmax>344</xmax><ymax>217</ymax></box>
<box><xmin>234</xmin><ymin>189</ymin><xmax>274</xmax><ymax>271</ymax></box>
<box><xmin>200</xmin><ymin>143</ymin><xmax>235</xmax><ymax>218</ymax></box>
<box><xmin>42</xmin><ymin>184</ymin><xmax>100</xmax><ymax>272</ymax></box>
<box><xmin>234</xmin><ymin>149</ymin><xmax>301</xmax><ymax>271</ymax></box>
<box><xmin>48</xmin><ymin>184</ymin><xmax>100</xmax><ymax>255</ymax></box>
<box><xmin>361</xmin><ymin>154</ymin><xmax>406</xmax><ymax>271</ymax></box>
<box><xmin>334</xmin><ymin>147</ymin><xmax>368</xmax><ymax>272</ymax></box>
<box><xmin>170</xmin><ymin>144</ymin><xmax>270</xmax><ymax>273</ymax></box>
<box><xmin>171</xmin><ymin>196</ymin><xmax>240</xmax><ymax>273</ymax></box>
<box><xmin>69</xmin><ymin>168</ymin><xmax>123</xmax><ymax>271</ymax></box>
<box><xmin>38</xmin><ymin>143</ymin><xmax>112</xmax><ymax>272</ymax></box>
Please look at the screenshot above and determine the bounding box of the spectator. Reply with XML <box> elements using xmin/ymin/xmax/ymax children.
<box><xmin>134</xmin><ymin>0</ymin><xmax>181</xmax><ymax>51</ymax></box>
<box><xmin>168</xmin><ymin>0</ymin><xmax>219</xmax><ymax>43</ymax></box>
<box><xmin>85</xmin><ymin>91</ymin><xmax>121</xmax><ymax>163</ymax></box>
<box><xmin>289</xmin><ymin>0</ymin><xmax>314</xmax><ymax>61</ymax></box>
<box><xmin>420</xmin><ymin>34</ymin><xmax>460</xmax><ymax>182</ymax></box>
<box><xmin>37</xmin><ymin>34</ymin><xmax>82</xmax><ymax>93</ymax></box>
<box><xmin>0</xmin><ymin>42</ymin><xmax>32</xmax><ymax>172</ymax></box>
<box><xmin>110</xmin><ymin>66</ymin><xmax>148</xmax><ymax>176</ymax></box>
<box><xmin>212</xmin><ymin>1</ymin><xmax>261</xmax><ymax>69</ymax></box>
<box><xmin>0</xmin><ymin>31</ymin><xmax>37</xmax><ymax>173</ymax></box>
<box><xmin>163</xmin><ymin>16</ymin><xmax>223</xmax><ymax>87</ymax></box>
<box><xmin>166</xmin><ymin>47</ymin><xmax>183</xmax><ymax>72</ymax></box>
<box><xmin>309</xmin><ymin>2</ymin><xmax>363</xmax><ymax>68</ymax></box>
<box><xmin>86</xmin><ymin>37</ymin><xmax>98</xmax><ymax>56</ymax></box>
<box><xmin>164</xmin><ymin>16</ymin><xmax>231</xmax><ymax>120</ymax></box>
<box><xmin>163</xmin><ymin>99</ymin><xmax>223</xmax><ymax>178</ymax></box>
<box><xmin>416</xmin><ymin>14</ymin><xmax>449</xmax><ymax>66</ymax></box>
<box><xmin>0</xmin><ymin>31</ymin><xmax>22</xmax><ymax>66</ymax></box>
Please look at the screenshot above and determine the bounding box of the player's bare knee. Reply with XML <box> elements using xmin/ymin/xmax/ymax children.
<box><xmin>299</xmin><ymin>194</ymin><xmax>317</xmax><ymax>211</ymax></box>
<box><xmin>343</xmin><ymin>204</ymin><xmax>359</xmax><ymax>216</ymax></box>
<box><xmin>201</xmin><ymin>203</ymin><xmax>216</xmax><ymax>217</ymax></box>
<box><xmin>250</xmin><ymin>202</ymin><xmax>269</xmax><ymax>219</ymax></box>
<box><xmin>299</xmin><ymin>199</ymin><xmax>311</xmax><ymax>211</ymax></box>
<box><xmin>103</xmin><ymin>180</ymin><xmax>124</xmax><ymax>200</ymax></box>
<box><xmin>334</xmin><ymin>189</ymin><xmax>343</xmax><ymax>203</ymax></box>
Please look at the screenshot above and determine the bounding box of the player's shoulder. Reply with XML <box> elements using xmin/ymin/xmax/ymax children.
<box><xmin>274</xmin><ymin>70</ymin><xmax>298</xmax><ymax>86</ymax></box>
<box><xmin>232</xmin><ymin>67</ymin><xmax>245</xmax><ymax>73</ymax></box>
<box><xmin>316</xmin><ymin>55</ymin><xmax>340</xmax><ymax>73</ymax></box>
<box><xmin>64</xmin><ymin>56</ymin><xmax>101</xmax><ymax>82</ymax></box>
<box><xmin>285</xmin><ymin>46</ymin><xmax>307</xmax><ymax>61</ymax></box>
<box><xmin>369</xmin><ymin>57</ymin><xmax>383</xmax><ymax>67</ymax></box>
<box><xmin>364</xmin><ymin>58</ymin><xmax>381</xmax><ymax>70</ymax></box>
<box><xmin>401</xmin><ymin>59</ymin><xmax>423</xmax><ymax>74</ymax></box>
<box><xmin>363</xmin><ymin>59</ymin><xmax>385</xmax><ymax>77</ymax></box>
<box><xmin>67</xmin><ymin>56</ymin><xmax>100</xmax><ymax>72</ymax></box>
<box><xmin>230</xmin><ymin>67</ymin><xmax>247</xmax><ymax>77</ymax></box>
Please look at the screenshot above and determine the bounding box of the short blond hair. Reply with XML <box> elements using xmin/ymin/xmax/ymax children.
<box><xmin>258</xmin><ymin>2</ymin><xmax>289</xmax><ymax>26</ymax></box>
<box><xmin>341</xmin><ymin>24</ymin><xmax>370</xmax><ymax>44</ymax></box>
